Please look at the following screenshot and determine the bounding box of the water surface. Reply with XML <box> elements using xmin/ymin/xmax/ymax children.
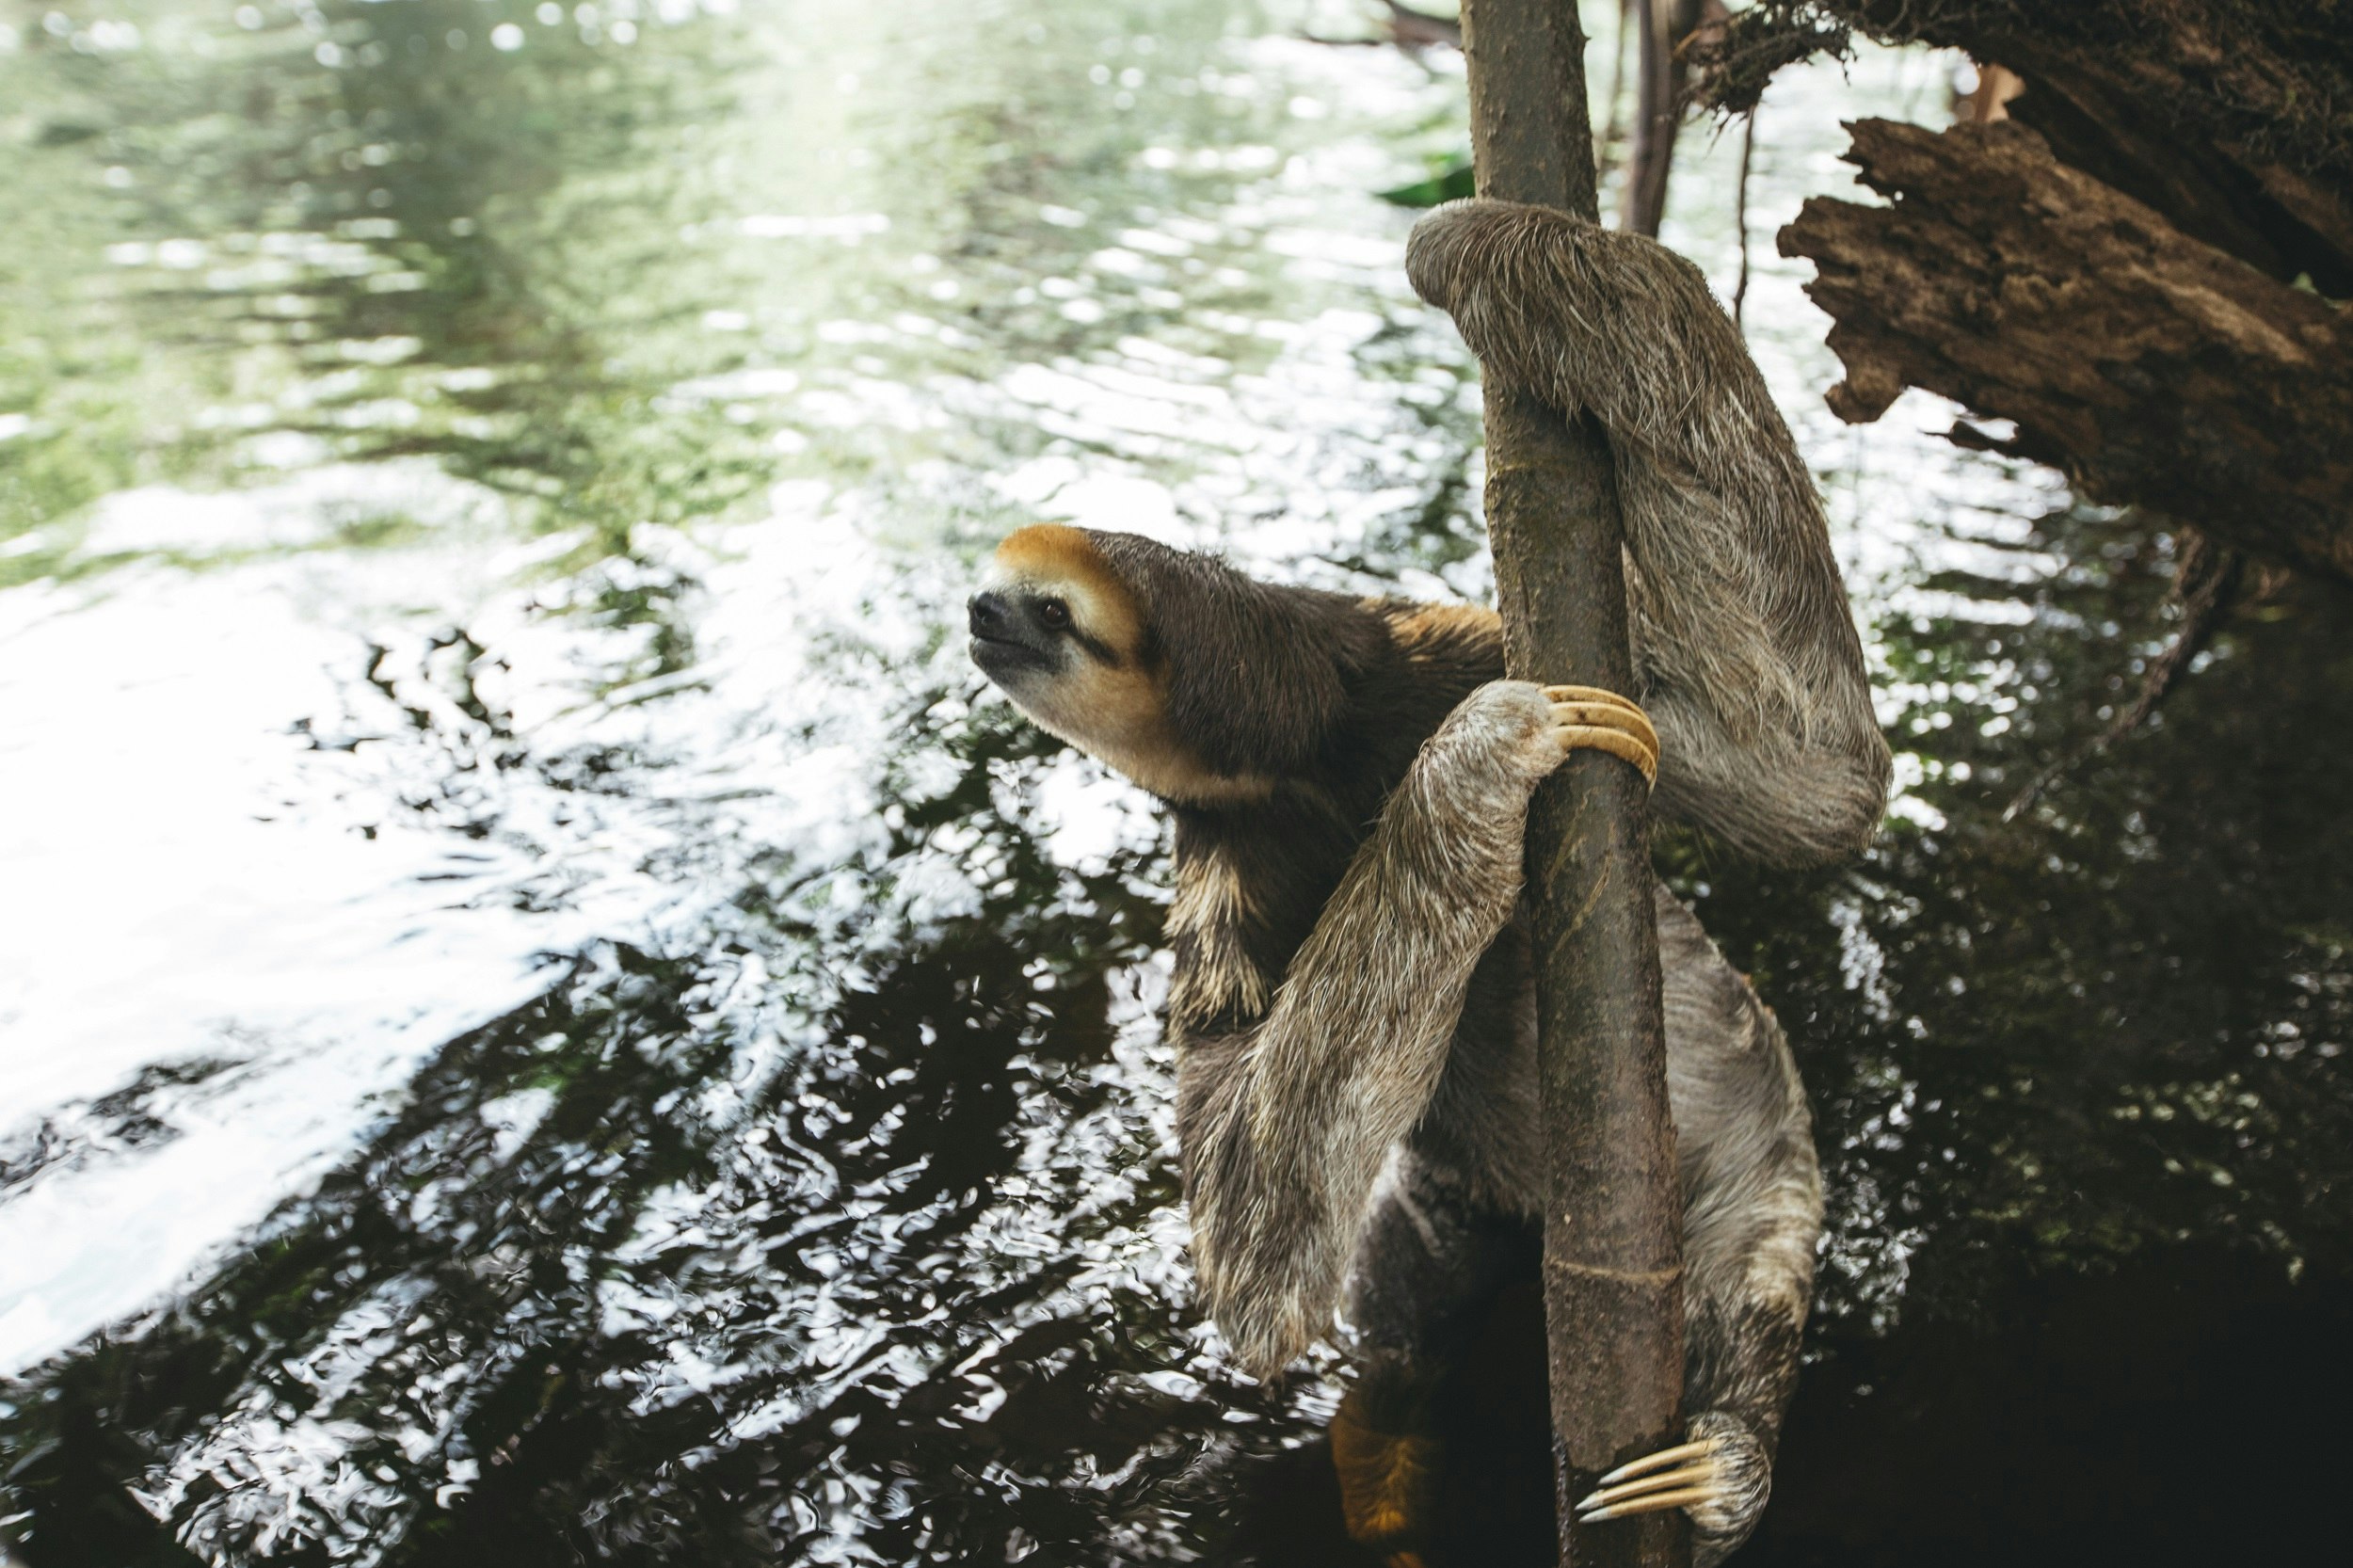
<box><xmin>3</xmin><ymin>3</ymin><xmax>2348</xmax><ymax>1563</ymax></box>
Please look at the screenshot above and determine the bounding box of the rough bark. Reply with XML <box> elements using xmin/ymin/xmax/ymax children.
<box><xmin>1704</xmin><ymin>3</ymin><xmax>2353</xmax><ymax>296</ymax></box>
<box><xmin>1782</xmin><ymin>118</ymin><xmax>2353</xmax><ymax>584</ymax></box>
<box><xmin>1881</xmin><ymin>1</ymin><xmax>2353</xmax><ymax>292</ymax></box>
<box><xmin>1458</xmin><ymin>3</ymin><xmax>1687</xmax><ymax>1566</ymax></box>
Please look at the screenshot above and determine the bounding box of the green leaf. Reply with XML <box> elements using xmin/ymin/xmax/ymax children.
<box><xmin>1377</xmin><ymin>158</ymin><xmax>1475</xmax><ymax>208</ymax></box>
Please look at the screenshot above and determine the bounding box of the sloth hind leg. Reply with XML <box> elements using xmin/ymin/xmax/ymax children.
<box><xmin>1331</xmin><ymin>1364</ymin><xmax>1442</xmax><ymax>1568</ymax></box>
<box><xmin>1334</xmin><ymin>1163</ymin><xmax>1542</xmax><ymax>1565</ymax></box>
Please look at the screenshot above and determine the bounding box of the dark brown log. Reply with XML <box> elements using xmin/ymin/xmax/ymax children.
<box><xmin>1459</xmin><ymin>3</ymin><xmax>1687</xmax><ymax>1565</ymax></box>
<box><xmin>1958</xmin><ymin>60</ymin><xmax>2022</xmax><ymax>125</ymax></box>
<box><xmin>1704</xmin><ymin>1</ymin><xmax>2353</xmax><ymax>293</ymax></box>
<box><xmin>1782</xmin><ymin>118</ymin><xmax>2353</xmax><ymax>584</ymax></box>
<box><xmin>1877</xmin><ymin>0</ymin><xmax>2353</xmax><ymax>294</ymax></box>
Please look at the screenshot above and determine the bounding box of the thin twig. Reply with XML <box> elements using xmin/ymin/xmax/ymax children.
<box><xmin>2004</xmin><ymin>527</ymin><xmax>2247</xmax><ymax>820</ymax></box>
<box><xmin>1383</xmin><ymin>0</ymin><xmax>1462</xmax><ymax>49</ymax></box>
<box><xmin>1732</xmin><ymin>106</ymin><xmax>1757</xmax><ymax>328</ymax></box>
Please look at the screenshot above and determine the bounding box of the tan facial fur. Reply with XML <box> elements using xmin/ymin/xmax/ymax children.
<box><xmin>983</xmin><ymin>525</ymin><xmax>1270</xmax><ymax>804</ymax></box>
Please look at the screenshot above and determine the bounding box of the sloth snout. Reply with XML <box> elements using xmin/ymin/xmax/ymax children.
<box><xmin>968</xmin><ymin>591</ymin><xmax>1014</xmax><ymax>638</ymax></box>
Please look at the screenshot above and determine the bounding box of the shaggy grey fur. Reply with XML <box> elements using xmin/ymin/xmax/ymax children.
<box><xmin>969</xmin><ymin>200</ymin><xmax>1888</xmax><ymax>1561</ymax></box>
<box><xmin>1408</xmin><ymin>197</ymin><xmax>1890</xmax><ymax>866</ymax></box>
<box><xmin>1173</xmin><ymin>686</ymin><xmax>1822</xmax><ymax>1564</ymax></box>
<box><xmin>1177</xmin><ymin>680</ymin><xmax>1567</xmax><ymax>1369</ymax></box>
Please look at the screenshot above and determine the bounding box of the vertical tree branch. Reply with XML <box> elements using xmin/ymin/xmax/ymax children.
<box><xmin>1624</xmin><ymin>0</ymin><xmax>1702</xmax><ymax>235</ymax></box>
<box><xmin>1732</xmin><ymin>107</ymin><xmax>1758</xmax><ymax>328</ymax></box>
<box><xmin>1625</xmin><ymin>0</ymin><xmax>1674</xmax><ymax>233</ymax></box>
<box><xmin>1595</xmin><ymin>0</ymin><xmax>1637</xmax><ymax>194</ymax></box>
<box><xmin>1457</xmin><ymin>3</ymin><xmax>1687</xmax><ymax>1566</ymax></box>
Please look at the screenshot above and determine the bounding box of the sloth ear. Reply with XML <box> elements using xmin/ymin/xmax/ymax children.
<box><xmin>1092</xmin><ymin>535</ymin><xmax>1378</xmax><ymax>782</ymax></box>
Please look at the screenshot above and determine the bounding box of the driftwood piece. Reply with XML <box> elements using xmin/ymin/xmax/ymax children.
<box><xmin>1878</xmin><ymin>0</ymin><xmax>2353</xmax><ymax>293</ymax></box>
<box><xmin>1457</xmin><ymin>2</ymin><xmax>1687</xmax><ymax>1564</ymax></box>
<box><xmin>1781</xmin><ymin>118</ymin><xmax>2353</xmax><ymax>583</ymax></box>
<box><xmin>1703</xmin><ymin>1</ymin><xmax>2353</xmax><ymax>294</ymax></box>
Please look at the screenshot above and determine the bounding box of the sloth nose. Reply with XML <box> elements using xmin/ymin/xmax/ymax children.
<box><xmin>968</xmin><ymin>591</ymin><xmax>1013</xmax><ymax>637</ymax></box>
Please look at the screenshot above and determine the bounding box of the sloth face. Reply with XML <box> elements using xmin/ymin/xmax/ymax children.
<box><xmin>968</xmin><ymin>524</ymin><xmax>1145</xmax><ymax>705</ymax></box>
<box><xmin>968</xmin><ymin>524</ymin><xmax>1271</xmax><ymax>804</ymax></box>
<box><xmin>964</xmin><ymin>581</ymin><xmax>1075</xmax><ymax>686</ymax></box>
<box><xmin>969</xmin><ymin>523</ymin><xmax>1162</xmax><ymax>758</ymax></box>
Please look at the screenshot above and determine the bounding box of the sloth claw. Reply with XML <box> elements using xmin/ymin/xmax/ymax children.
<box><xmin>1574</xmin><ymin>1434</ymin><xmax>1726</xmax><ymax>1524</ymax></box>
<box><xmin>1542</xmin><ymin>684</ymin><xmax>1658</xmax><ymax>788</ymax></box>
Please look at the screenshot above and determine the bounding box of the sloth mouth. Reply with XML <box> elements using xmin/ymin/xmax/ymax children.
<box><xmin>968</xmin><ymin>632</ymin><xmax>1055</xmax><ymax>680</ymax></box>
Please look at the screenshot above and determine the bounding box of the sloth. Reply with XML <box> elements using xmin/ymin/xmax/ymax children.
<box><xmin>966</xmin><ymin>199</ymin><xmax>1889</xmax><ymax>1567</ymax></box>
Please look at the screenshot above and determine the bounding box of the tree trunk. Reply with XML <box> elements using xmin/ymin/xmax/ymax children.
<box><xmin>1457</xmin><ymin>4</ymin><xmax>1688</xmax><ymax>1566</ymax></box>
<box><xmin>1781</xmin><ymin>118</ymin><xmax>2353</xmax><ymax>584</ymax></box>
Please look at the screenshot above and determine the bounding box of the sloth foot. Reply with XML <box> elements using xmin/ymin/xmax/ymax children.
<box><xmin>1544</xmin><ymin>684</ymin><xmax>1658</xmax><ymax>788</ymax></box>
<box><xmin>1331</xmin><ymin>1378</ymin><xmax>1440</xmax><ymax>1568</ymax></box>
<box><xmin>1574</xmin><ymin>1411</ymin><xmax>1770</xmax><ymax>1555</ymax></box>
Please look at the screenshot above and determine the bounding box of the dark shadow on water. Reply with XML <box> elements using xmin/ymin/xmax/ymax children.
<box><xmin>1758</xmin><ymin>1246</ymin><xmax>2353</xmax><ymax>1567</ymax></box>
<box><xmin>1227</xmin><ymin>1247</ymin><xmax>2353</xmax><ymax>1568</ymax></box>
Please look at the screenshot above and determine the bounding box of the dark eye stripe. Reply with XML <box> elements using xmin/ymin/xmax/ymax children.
<box><xmin>1068</xmin><ymin>626</ymin><xmax>1122</xmax><ymax>666</ymax></box>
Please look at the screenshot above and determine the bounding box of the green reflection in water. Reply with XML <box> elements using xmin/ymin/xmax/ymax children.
<box><xmin>1</xmin><ymin>0</ymin><xmax>1456</xmax><ymax>584</ymax></box>
<box><xmin>0</xmin><ymin>0</ymin><xmax>1492</xmax><ymax>764</ymax></box>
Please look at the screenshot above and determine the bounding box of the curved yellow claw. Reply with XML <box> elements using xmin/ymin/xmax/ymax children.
<box><xmin>1575</xmin><ymin>1434</ymin><xmax>1725</xmax><ymax>1523</ymax></box>
<box><xmin>1542</xmin><ymin>684</ymin><xmax>1659</xmax><ymax>789</ymax></box>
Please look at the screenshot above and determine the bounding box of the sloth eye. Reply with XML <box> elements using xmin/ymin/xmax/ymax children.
<box><xmin>1036</xmin><ymin>598</ymin><xmax>1072</xmax><ymax>631</ymax></box>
